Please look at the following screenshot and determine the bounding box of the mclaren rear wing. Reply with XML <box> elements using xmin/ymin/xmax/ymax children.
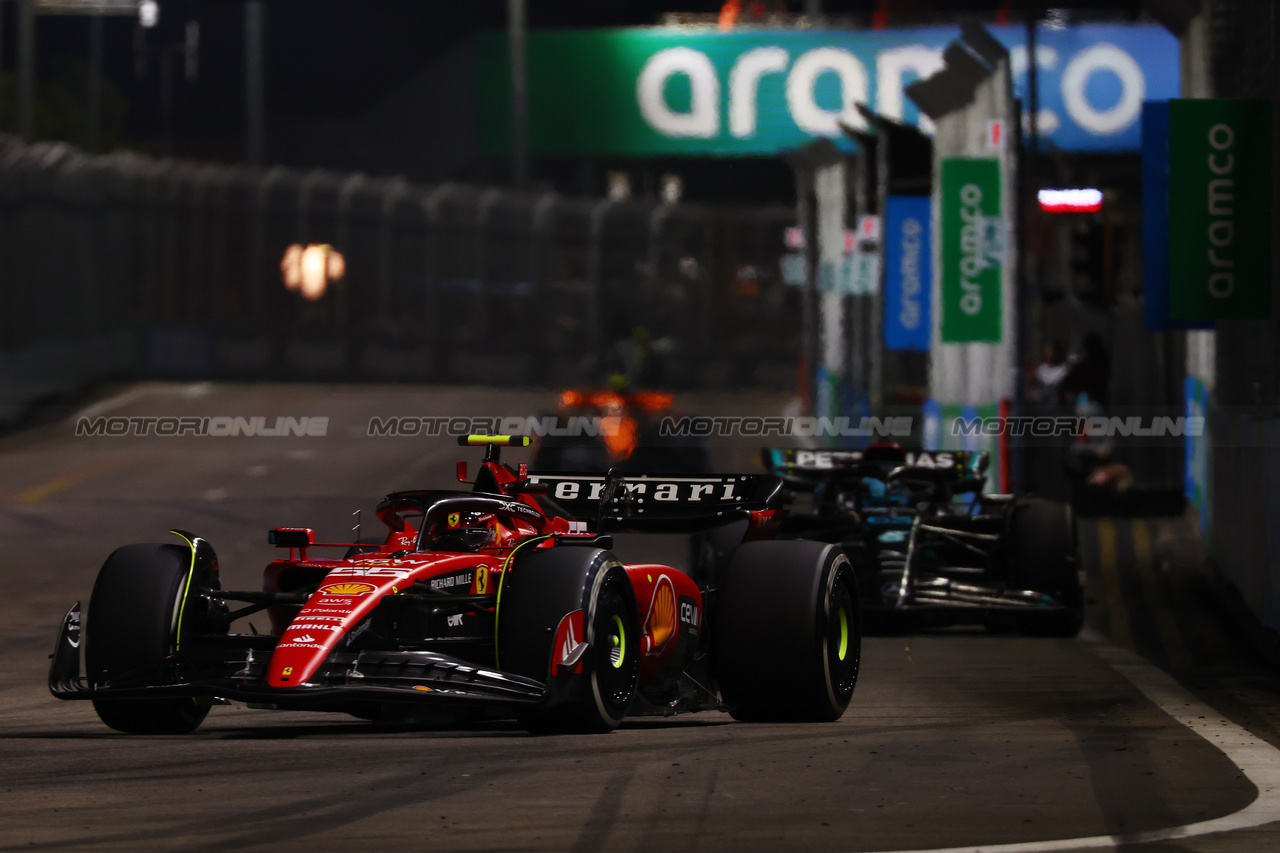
<box><xmin>526</xmin><ymin>471</ymin><xmax>785</xmax><ymax>534</ymax></box>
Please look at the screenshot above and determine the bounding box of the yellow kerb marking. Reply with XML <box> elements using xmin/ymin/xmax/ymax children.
<box><xmin>17</xmin><ymin>463</ymin><xmax>120</xmax><ymax>504</ymax></box>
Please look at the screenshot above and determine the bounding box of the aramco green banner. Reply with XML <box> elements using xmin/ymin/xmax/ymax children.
<box><xmin>1168</xmin><ymin>99</ymin><xmax>1272</xmax><ymax>320</ymax></box>
<box><xmin>476</xmin><ymin>25</ymin><xmax>1178</xmax><ymax>156</ymax></box>
<box><xmin>939</xmin><ymin>159</ymin><xmax>1002</xmax><ymax>343</ymax></box>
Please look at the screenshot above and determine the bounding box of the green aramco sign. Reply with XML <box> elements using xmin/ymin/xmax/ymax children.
<box><xmin>476</xmin><ymin>26</ymin><xmax>1179</xmax><ymax>156</ymax></box>
<box><xmin>1168</xmin><ymin>99</ymin><xmax>1272</xmax><ymax>320</ymax></box>
<box><xmin>939</xmin><ymin>158</ymin><xmax>1003</xmax><ymax>343</ymax></box>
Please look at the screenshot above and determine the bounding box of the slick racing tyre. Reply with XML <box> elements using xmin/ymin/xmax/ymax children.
<box><xmin>715</xmin><ymin>541</ymin><xmax>860</xmax><ymax>722</ymax></box>
<box><xmin>499</xmin><ymin>546</ymin><xmax>640</xmax><ymax>733</ymax></box>
<box><xmin>87</xmin><ymin>542</ymin><xmax>221</xmax><ymax>734</ymax></box>
<box><xmin>1009</xmin><ymin>498</ymin><xmax>1085</xmax><ymax>637</ymax></box>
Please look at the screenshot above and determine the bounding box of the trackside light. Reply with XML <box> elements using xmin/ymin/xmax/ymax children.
<box><xmin>281</xmin><ymin>243</ymin><xmax>345</xmax><ymax>301</ymax></box>
<box><xmin>1038</xmin><ymin>188</ymin><xmax>1103</xmax><ymax>214</ymax></box>
<box><xmin>138</xmin><ymin>0</ymin><xmax>159</xmax><ymax>29</ymax></box>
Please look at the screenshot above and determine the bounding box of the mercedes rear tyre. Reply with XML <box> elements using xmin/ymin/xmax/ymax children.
<box><xmin>1010</xmin><ymin>498</ymin><xmax>1085</xmax><ymax>637</ymax></box>
<box><xmin>87</xmin><ymin>542</ymin><xmax>220</xmax><ymax>734</ymax></box>
<box><xmin>499</xmin><ymin>546</ymin><xmax>640</xmax><ymax>733</ymax></box>
<box><xmin>715</xmin><ymin>541</ymin><xmax>861</xmax><ymax>722</ymax></box>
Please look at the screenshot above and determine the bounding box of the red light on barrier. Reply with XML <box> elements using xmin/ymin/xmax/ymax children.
<box><xmin>1038</xmin><ymin>189</ymin><xmax>1103</xmax><ymax>214</ymax></box>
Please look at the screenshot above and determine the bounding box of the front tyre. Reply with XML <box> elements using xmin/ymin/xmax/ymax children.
<box><xmin>498</xmin><ymin>547</ymin><xmax>640</xmax><ymax>733</ymax></box>
<box><xmin>1008</xmin><ymin>498</ymin><xmax>1084</xmax><ymax>637</ymax></box>
<box><xmin>715</xmin><ymin>541</ymin><xmax>861</xmax><ymax>722</ymax></box>
<box><xmin>87</xmin><ymin>543</ymin><xmax>216</xmax><ymax>734</ymax></box>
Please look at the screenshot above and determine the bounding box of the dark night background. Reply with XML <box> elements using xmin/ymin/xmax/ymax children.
<box><xmin>0</xmin><ymin>1</ymin><xmax>1150</xmax><ymax>202</ymax></box>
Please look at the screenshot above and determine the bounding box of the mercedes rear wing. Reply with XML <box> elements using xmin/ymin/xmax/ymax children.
<box><xmin>763</xmin><ymin>448</ymin><xmax>989</xmax><ymax>479</ymax></box>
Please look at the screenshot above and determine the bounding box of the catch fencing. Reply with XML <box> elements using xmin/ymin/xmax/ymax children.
<box><xmin>0</xmin><ymin>135</ymin><xmax>799</xmax><ymax>424</ymax></box>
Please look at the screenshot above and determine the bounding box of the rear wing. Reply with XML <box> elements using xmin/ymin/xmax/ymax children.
<box><xmin>526</xmin><ymin>471</ymin><xmax>785</xmax><ymax>533</ymax></box>
<box><xmin>763</xmin><ymin>448</ymin><xmax>867</xmax><ymax>475</ymax></box>
<box><xmin>763</xmin><ymin>448</ymin><xmax>988</xmax><ymax>479</ymax></box>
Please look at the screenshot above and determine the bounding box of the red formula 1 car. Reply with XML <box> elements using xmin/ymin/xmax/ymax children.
<box><xmin>49</xmin><ymin>436</ymin><xmax>860</xmax><ymax>734</ymax></box>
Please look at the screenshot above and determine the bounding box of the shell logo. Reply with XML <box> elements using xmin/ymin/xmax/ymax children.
<box><xmin>645</xmin><ymin>576</ymin><xmax>677</xmax><ymax>653</ymax></box>
<box><xmin>318</xmin><ymin>582</ymin><xmax>375</xmax><ymax>596</ymax></box>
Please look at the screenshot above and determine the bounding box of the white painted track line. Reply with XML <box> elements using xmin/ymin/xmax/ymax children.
<box><xmin>71</xmin><ymin>382</ymin><xmax>212</xmax><ymax>421</ymax></box>
<box><xmin>859</xmin><ymin>628</ymin><xmax>1280</xmax><ymax>853</ymax></box>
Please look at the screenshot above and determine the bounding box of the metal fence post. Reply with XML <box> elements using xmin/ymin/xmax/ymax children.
<box><xmin>189</xmin><ymin>164</ymin><xmax>222</xmax><ymax>321</ymax></box>
<box><xmin>530</xmin><ymin>191</ymin><xmax>557</xmax><ymax>342</ymax></box>
<box><xmin>249</xmin><ymin>165</ymin><xmax>286</xmax><ymax>326</ymax></box>
<box><xmin>210</xmin><ymin>168</ymin><xmax>232</xmax><ymax>323</ymax></box>
<box><xmin>475</xmin><ymin>187</ymin><xmax>503</xmax><ymax>340</ymax></box>
<box><xmin>334</xmin><ymin>172</ymin><xmax>366</xmax><ymax>333</ymax></box>
<box><xmin>296</xmin><ymin>169</ymin><xmax>327</xmax><ymax>243</ymax></box>
<box><xmin>585</xmin><ymin>197</ymin><xmax>616</xmax><ymax>375</ymax></box>
<box><xmin>423</xmin><ymin>183</ymin><xmax>455</xmax><ymax>346</ymax></box>
<box><xmin>377</xmin><ymin>177</ymin><xmax>410</xmax><ymax>323</ymax></box>
<box><xmin>161</xmin><ymin>161</ymin><xmax>194</xmax><ymax>321</ymax></box>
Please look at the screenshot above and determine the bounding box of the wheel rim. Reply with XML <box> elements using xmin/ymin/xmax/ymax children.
<box><xmin>836</xmin><ymin>606</ymin><xmax>849</xmax><ymax>661</ymax></box>
<box><xmin>825</xmin><ymin>567</ymin><xmax>860</xmax><ymax>699</ymax></box>
<box><xmin>590</xmin><ymin>572</ymin><xmax>638</xmax><ymax>716</ymax></box>
<box><xmin>608</xmin><ymin>614</ymin><xmax>626</xmax><ymax>669</ymax></box>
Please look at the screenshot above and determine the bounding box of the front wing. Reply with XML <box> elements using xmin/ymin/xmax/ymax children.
<box><xmin>48</xmin><ymin>603</ymin><xmax>547</xmax><ymax>711</ymax></box>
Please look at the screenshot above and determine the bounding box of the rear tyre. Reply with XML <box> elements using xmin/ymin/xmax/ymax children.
<box><xmin>715</xmin><ymin>541</ymin><xmax>860</xmax><ymax>722</ymax></box>
<box><xmin>499</xmin><ymin>547</ymin><xmax>640</xmax><ymax>733</ymax></box>
<box><xmin>1009</xmin><ymin>498</ymin><xmax>1084</xmax><ymax>637</ymax></box>
<box><xmin>87</xmin><ymin>543</ymin><xmax>217</xmax><ymax>734</ymax></box>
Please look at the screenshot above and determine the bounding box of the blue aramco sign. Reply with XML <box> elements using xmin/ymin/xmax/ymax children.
<box><xmin>883</xmin><ymin>195</ymin><xmax>932</xmax><ymax>351</ymax></box>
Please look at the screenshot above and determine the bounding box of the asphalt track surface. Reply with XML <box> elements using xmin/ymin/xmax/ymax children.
<box><xmin>3</xmin><ymin>382</ymin><xmax>1280</xmax><ymax>852</ymax></box>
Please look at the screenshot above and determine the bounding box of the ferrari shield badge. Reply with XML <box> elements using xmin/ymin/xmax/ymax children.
<box><xmin>447</xmin><ymin>512</ymin><xmax>460</xmax><ymax>528</ymax></box>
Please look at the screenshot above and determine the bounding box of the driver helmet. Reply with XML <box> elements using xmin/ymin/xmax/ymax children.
<box><xmin>424</xmin><ymin>511</ymin><xmax>498</xmax><ymax>552</ymax></box>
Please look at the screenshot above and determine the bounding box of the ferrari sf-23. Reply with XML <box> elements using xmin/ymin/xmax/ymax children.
<box><xmin>49</xmin><ymin>436</ymin><xmax>860</xmax><ymax>734</ymax></box>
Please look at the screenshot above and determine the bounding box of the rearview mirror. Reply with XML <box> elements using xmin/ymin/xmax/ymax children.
<box><xmin>268</xmin><ymin>528</ymin><xmax>314</xmax><ymax>548</ymax></box>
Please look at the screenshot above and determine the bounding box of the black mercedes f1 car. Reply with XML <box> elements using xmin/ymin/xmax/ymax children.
<box><xmin>695</xmin><ymin>444</ymin><xmax>1083</xmax><ymax>636</ymax></box>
